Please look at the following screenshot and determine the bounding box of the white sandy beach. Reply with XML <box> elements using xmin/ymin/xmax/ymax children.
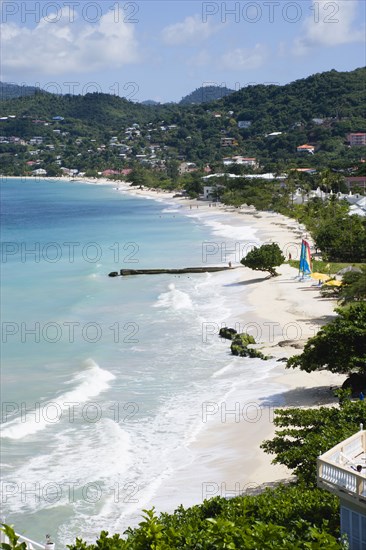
<box><xmin>103</xmin><ymin>178</ymin><xmax>345</xmax><ymax>496</ymax></box>
<box><xmin>5</xmin><ymin>175</ymin><xmax>346</xmax><ymax>508</ymax></box>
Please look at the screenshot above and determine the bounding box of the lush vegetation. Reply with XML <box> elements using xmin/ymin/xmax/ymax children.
<box><xmin>287</xmin><ymin>303</ymin><xmax>366</xmax><ymax>378</ymax></box>
<box><xmin>241</xmin><ymin>243</ymin><xmax>285</xmax><ymax>277</ymax></box>
<box><xmin>338</xmin><ymin>268</ymin><xmax>366</xmax><ymax>304</ymax></box>
<box><xmin>0</xmin><ymin>82</ymin><xmax>46</xmax><ymax>100</ymax></box>
<box><xmin>179</xmin><ymin>85</ymin><xmax>235</xmax><ymax>105</ymax></box>
<box><xmin>1</xmin><ymin>67</ymin><xmax>366</xmax><ymax>550</ymax></box>
<box><xmin>261</xmin><ymin>398</ymin><xmax>365</xmax><ymax>485</ymax></box>
<box><xmin>290</xmin><ymin>195</ymin><xmax>366</xmax><ymax>263</ymax></box>
<box><xmin>1</xmin><ymin>67</ymin><xmax>365</xmax><ymax>174</ymax></box>
<box><xmin>5</xmin><ymin>401</ymin><xmax>365</xmax><ymax>548</ymax></box>
<box><xmin>0</xmin><ymin>524</ymin><xmax>27</xmax><ymax>550</ymax></box>
<box><xmin>288</xmin><ymin>259</ymin><xmax>364</xmax><ymax>275</ymax></box>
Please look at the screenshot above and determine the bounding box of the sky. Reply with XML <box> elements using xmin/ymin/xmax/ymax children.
<box><xmin>0</xmin><ymin>0</ymin><xmax>365</xmax><ymax>102</ymax></box>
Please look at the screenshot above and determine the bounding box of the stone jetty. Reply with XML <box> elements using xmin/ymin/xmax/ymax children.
<box><xmin>109</xmin><ymin>266</ymin><xmax>236</xmax><ymax>277</ymax></box>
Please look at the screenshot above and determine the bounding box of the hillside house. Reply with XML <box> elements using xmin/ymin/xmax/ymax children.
<box><xmin>179</xmin><ymin>162</ymin><xmax>197</xmax><ymax>174</ymax></box>
<box><xmin>220</xmin><ymin>137</ymin><xmax>238</xmax><ymax>147</ymax></box>
<box><xmin>29</xmin><ymin>137</ymin><xmax>44</xmax><ymax>145</ymax></box>
<box><xmin>238</xmin><ymin>121</ymin><xmax>252</xmax><ymax>129</ymax></box>
<box><xmin>347</xmin><ymin>133</ymin><xmax>366</xmax><ymax>146</ymax></box>
<box><xmin>312</xmin><ymin>118</ymin><xmax>325</xmax><ymax>125</ymax></box>
<box><xmin>297</xmin><ymin>144</ymin><xmax>315</xmax><ymax>154</ymax></box>
<box><xmin>266</xmin><ymin>132</ymin><xmax>283</xmax><ymax>138</ymax></box>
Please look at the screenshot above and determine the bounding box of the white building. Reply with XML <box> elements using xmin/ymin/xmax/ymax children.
<box><xmin>223</xmin><ymin>156</ymin><xmax>258</xmax><ymax>167</ymax></box>
<box><xmin>202</xmin><ymin>172</ymin><xmax>285</xmax><ymax>182</ymax></box>
<box><xmin>32</xmin><ymin>168</ymin><xmax>47</xmax><ymax>176</ymax></box>
<box><xmin>317</xmin><ymin>428</ymin><xmax>366</xmax><ymax>549</ymax></box>
<box><xmin>202</xmin><ymin>185</ymin><xmax>225</xmax><ymax>200</ymax></box>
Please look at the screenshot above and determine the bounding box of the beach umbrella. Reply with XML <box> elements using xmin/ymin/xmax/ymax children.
<box><xmin>310</xmin><ymin>272</ymin><xmax>331</xmax><ymax>282</ymax></box>
<box><xmin>336</xmin><ymin>266</ymin><xmax>362</xmax><ymax>276</ymax></box>
<box><xmin>324</xmin><ymin>280</ymin><xmax>343</xmax><ymax>287</ymax></box>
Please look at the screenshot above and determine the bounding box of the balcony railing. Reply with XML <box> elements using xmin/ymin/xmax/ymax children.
<box><xmin>317</xmin><ymin>429</ymin><xmax>366</xmax><ymax>504</ymax></box>
<box><xmin>0</xmin><ymin>529</ymin><xmax>50</xmax><ymax>550</ymax></box>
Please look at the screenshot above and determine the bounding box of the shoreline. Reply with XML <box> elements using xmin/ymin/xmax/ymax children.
<box><xmin>4</xmin><ymin>175</ymin><xmax>346</xmax><ymax>512</ymax></box>
<box><xmin>101</xmin><ymin>177</ymin><xmax>345</xmax><ymax>492</ymax></box>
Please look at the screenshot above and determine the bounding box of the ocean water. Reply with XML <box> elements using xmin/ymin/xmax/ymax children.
<box><xmin>0</xmin><ymin>178</ymin><xmax>280</xmax><ymax>544</ymax></box>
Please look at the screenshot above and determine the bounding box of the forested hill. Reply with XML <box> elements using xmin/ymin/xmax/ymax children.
<box><xmin>0</xmin><ymin>67</ymin><xmax>365</xmax><ymax>167</ymax></box>
<box><xmin>1</xmin><ymin>68</ymin><xmax>364</xmax><ymax>129</ymax></box>
<box><xmin>0</xmin><ymin>82</ymin><xmax>47</xmax><ymax>100</ymax></box>
<box><xmin>220</xmin><ymin>67</ymin><xmax>366</xmax><ymax>131</ymax></box>
<box><xmin>179</xmin><ymin>85</ymin><xmax>235</xmax><ymax>105</ymax></box>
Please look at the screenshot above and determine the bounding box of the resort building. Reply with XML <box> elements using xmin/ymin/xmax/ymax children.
<box><xmin>345</xmin><ymin>176</ymin><xmax>366</xmax><ymax>192</ymax></box>
<box><xmin>202</xmin><ymin>184</ymin><xmax>225</xmax><ymax>200</ymax></box>
<box><xmin>222</xmin><ymin>156</ymin><xmax>258</xmax><ymax>167</ymax></box>
<box><xmin>317</xmin><ymin>428</ymin><xmax>366</xmax><ymax>550</ymax></box>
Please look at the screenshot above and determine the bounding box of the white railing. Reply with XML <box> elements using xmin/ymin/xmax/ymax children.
<box><xmin>318</xmin><ymin>459</ymin><xmax>366</xmax><ymax>499</ymax></box>
<box><xmin>0</xmin><ymin>530</ymin><xmax>49</xmax><ymax>550</ymax></box>
<box><xmin>317</xmin><ymin>429</ymin><xmax>366</xmax><ymax>502</ymax></box>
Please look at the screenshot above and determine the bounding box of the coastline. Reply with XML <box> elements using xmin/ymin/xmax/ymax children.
<box><xmin>3</xmin><ymin>175</ymin><xmax>346</xmax><ymax>514</ymax></box>
<box><xmin>98</xmin><ymin>178</ymin><xmax>346</xmax><ymax>492</ymax></box>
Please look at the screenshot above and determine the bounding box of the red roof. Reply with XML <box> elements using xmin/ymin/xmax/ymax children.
<box><xmin>102</xmin><ymin>169</ymin><xmax>121</xmax><ymax>176</ymax></box>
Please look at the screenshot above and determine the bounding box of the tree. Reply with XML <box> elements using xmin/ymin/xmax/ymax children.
<box><xmin>338</xmin><ymin>268</ymin><xmax>366</xmax><ymax>304</ymax></box>
<box><xmin>287</xmin><ymin>303</ymin><xmax>366</xmax><ymax>376</ymax></box>
<box><xmin>241</xmin><ymin>243</ymin><xmax>285</xmax><ymax>277</ymax></box>
<box><xmin>182</xmin><ymin>172</ymin><xmax>203</xmax><ymax>198</ymax></box>
<box><xmin>261</xmin><ymin>399</ymin><xmax>365</xmax><ymax>485</ymax></box>
<box><xmin>313</xmin><ymin>213</ymin><xmax>366</xmax><ymax>262</ymax></box>
<box><xmin>64</xmin><ymin>488</ymin><xmax>343</xmax><ymax>549</ymax></box>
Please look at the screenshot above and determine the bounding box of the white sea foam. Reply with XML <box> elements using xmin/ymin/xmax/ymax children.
<box><xmin>1</xmin><ymin>359</ymin><xmax>115</xmax><ymax>440</ymax></box>
<box><xmin>2</xmin><ymin>179</ymin><xmax>285</xmax><ymax>543</ymax></box>
<box><xmin>186</xmin><ymin>210</ymin><xmax>260</xmax><ymax>244</ymax></box>
<box><xmin>211</xmin><ymin>362</ymin><xmax>235</xmax><ymax>378</ymax></box>
<box><xmin>153</xmin><ymin>283</ymin><xmax>194</xmax><ymax>311</ymax></box>
<box><xmin>3</xmin><ymin>417</ymin><xmax>132</xmax><ymax>514</ymax></box>
<box><xmin>161</xmin><ymin>207</ymin><xmax>181</xmax><ymax>213</ymax></box>
<box><xmin>202</xmin><ymin>218</ymin><xmax>259</xmax><ymax>242</ymax></box>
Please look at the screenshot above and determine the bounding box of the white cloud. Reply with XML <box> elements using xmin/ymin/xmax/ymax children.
<box><xmin>186</xmin><ymin>50</ymin><xmax>212</xmax><ymax>67</ymax></box>
<box><xmin>219</xmin><ymin>44</ymin><xmax>267</xmax><ymax>71</ymax></box>
<box><xmin>1</xmin><ymin>9</ymin><xmax>140</xmax><ymax>77</ymax></box>
<box><xmin>294</xmin><ymin>0</ymin><xmax>365</xmax><ymax>54</ymax></box>
<box><xmin>161</xmin><ymin>15</ymin><xmax>221</xmax><ymax>45</ymax></box>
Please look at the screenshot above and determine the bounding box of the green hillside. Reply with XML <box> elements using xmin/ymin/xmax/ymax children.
<box><xmin>0</xmin><ymin>82</ymin><xmax>47</xmax><ymax>100</ymax></box>
<box><xmin>179</xmin><ymin>85</ymin><xmax>235</xmax><ymax>105</ymax></box>
<box><xmin>0</xmin><ymin>67</ymin><xmax>365</xmax><ymax>174</ymax></box>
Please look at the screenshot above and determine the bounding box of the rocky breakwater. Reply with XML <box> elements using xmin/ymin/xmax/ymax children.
<box><xmin>219</xmin><ymin>327</ymin><xmax>269</xmax><ymax>360</ymax></box>
<box><xmin>109</xmin><ymin>266</ymin><xmax>237</xmax><ymax>277</ymax></box>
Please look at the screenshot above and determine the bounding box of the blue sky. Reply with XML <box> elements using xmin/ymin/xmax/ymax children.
<box><xmin>1</xmin><ymin>0</ymin><xmax>365</xmax><ymax>102</ymax></box>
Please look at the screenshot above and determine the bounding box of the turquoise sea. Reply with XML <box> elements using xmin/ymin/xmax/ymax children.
<box><xmin>0</xmin><ymin>178</ymin><xmax>278</xmax><ymax>544</ymax></box>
